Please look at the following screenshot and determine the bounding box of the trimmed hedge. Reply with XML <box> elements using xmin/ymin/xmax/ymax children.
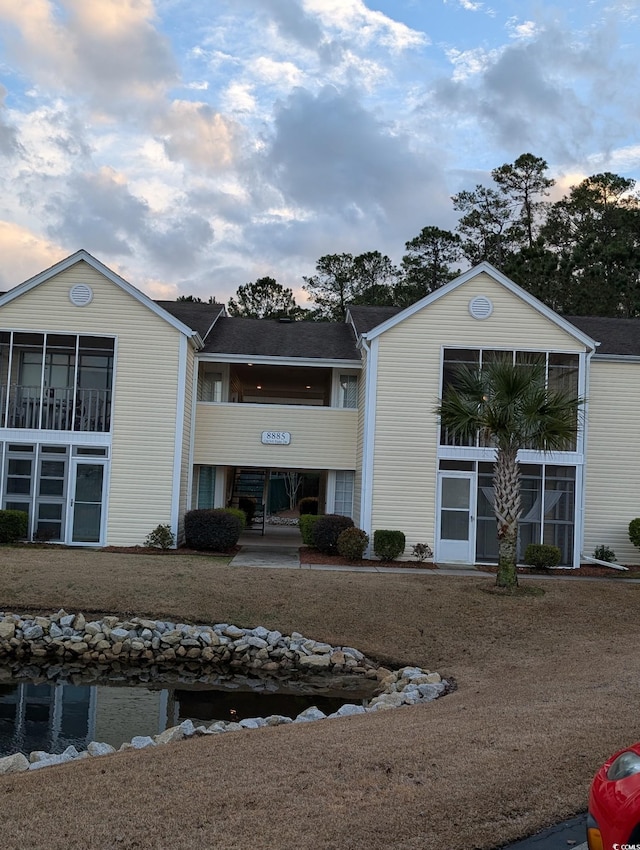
<box><xmin>184</xmin><ymin>509</ymin><xmax>242</xmax><ymax>552</ymax></box>
<box><xmin>299</xmin><ymin>514</ymin><xmax>322</xmax><ymax>546</ymax></box>
<box><xmin>373</xmin><ymin>529</ymin><xmax>406</xmax><ymax>561</ymax></box>
<box><xmin>524</xmin><ymin>543</ymin><xmax>561</xmax><ymax>570</ymax></box>
<box><xmin>337</xmin><ymin>527</ymin><xmax>369</xmax><ymax>561</ymax></box>
<box><xmin>223</xmin><ymin>508</ymin><xmax>247</xmax><ymax>530</ymax></box>
<box><xmin>0</xmin><ymin>510</ymin><xmax>28</xmax><ymax>544</ymax></box>
<box><xmin>312</xmin><ymin>514</ymin><xmax>355</xmax><ymax>555</ymax></box>
<box><xmin>299</xmin><ymin>497</ymin><xmax>319</xmax><ymax>516</ymax></box>
<box><xmin>629</xmin><ymin>518</ymin><xmax>640</xmax><ymax>550</ymax></box>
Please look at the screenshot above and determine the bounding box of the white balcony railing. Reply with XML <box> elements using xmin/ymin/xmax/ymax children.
<box><xmin>1</xmin><ymin>386</ymin><xmax>111</xmax><ymax>432</ymax></box>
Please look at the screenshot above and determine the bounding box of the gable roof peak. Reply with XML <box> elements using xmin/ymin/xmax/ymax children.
<box><xmin>357</xmin><ymin>262</ymin><xmax>597</xmax><ymax>351</ymax></box>
<box><xmin>0</xmin><ymin>249</ymin><xmax>200</xmax><ymax>343</ymax></box>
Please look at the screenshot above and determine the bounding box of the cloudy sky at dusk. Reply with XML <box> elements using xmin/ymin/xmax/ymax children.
<box><xmin>0</xmin><ymin>0</ymin><xmax>638</xmax><ymax>306</ymax></box>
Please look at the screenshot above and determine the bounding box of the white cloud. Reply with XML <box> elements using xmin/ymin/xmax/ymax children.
<box><xmin>444</xmin><ymin>0</ymin><xmax>484</xmax><ymax>11</ymax></box>
<box><xmin>155</xmin><ymin>101</ymin><xmax>240</xmax><ymax>172</ymax></box>
<box><xmin>221</xmin><ymin>82</ymin><xmax>258</xmax><ymax>115</ymax></box>
<box><xmin>446</xmin><ymin>47</ymin><xmax>500</xmax><ymax>81</ymax></box>
<box><xmin>250</xmin><ymin>57</ymin><xmax>305</xmax><ymax>90</ymax></box>
<box><xmin>302</xmin><ymin>0</ymin><xmax>428</xmax><ymax>51</ymax></box>
<box><xmin>506</xmin><ymin>18</ymin><xmax>541</xmax><ymax>40</ymax></box>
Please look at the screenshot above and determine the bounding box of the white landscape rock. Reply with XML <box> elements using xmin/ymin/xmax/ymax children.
<box><xmin>0</xmin><ymin>752</ymin><xmax>29</xmax><ymax>774</ymax></box>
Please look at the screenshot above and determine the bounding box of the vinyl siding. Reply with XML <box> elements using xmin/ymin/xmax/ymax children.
<box><xmin>194</xmin><ymin>403</ymin><xmax>357</xmax><ymax>469</ymax></box>
<box><xmin>0</xmin><ymin>261</ymin><xmax>187</xmax><ymax>545</ymax></box>
<box><xmin>583</xmin><ymin>360</ymin><xmax>640</xmax><ymax>565</ymax></box>
<box><xmin>369</xmin><ymin>271</ymin><xmax>587</xmax><ymax>554</ymax></box>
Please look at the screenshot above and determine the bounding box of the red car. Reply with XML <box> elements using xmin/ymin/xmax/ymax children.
<box><xmin>588</xmin><ymin>743</ymin><xmax>640</xmax><ymax>849</ymax></box>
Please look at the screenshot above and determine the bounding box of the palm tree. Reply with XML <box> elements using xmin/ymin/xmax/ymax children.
<box><xmin>436</xmin><ymin>357</ymin><xmax>583</xmax><ymax>588</ymax></box>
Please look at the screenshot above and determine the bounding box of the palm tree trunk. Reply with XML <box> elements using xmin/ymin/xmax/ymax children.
<box><xmin>493</xmin><ymin>446</ymin><xmax>521</xmax><ymax>588</ymax></box>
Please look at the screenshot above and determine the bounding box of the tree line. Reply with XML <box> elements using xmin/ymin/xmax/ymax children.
<box><xmin>179</xmin><ymin>154</ymin><xmax>640</xmax><ymax>321</ymax></box>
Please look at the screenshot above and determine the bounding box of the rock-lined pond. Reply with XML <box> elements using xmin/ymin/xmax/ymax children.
<box><xmin>0</xmin><ymin>665</ymin><xmax>378</xmax><ymax>757</ymax></box>
<box><xmin>0</xmin><ymin>610</ymin><xmax>449</xmax><ymax>773</ymax></box>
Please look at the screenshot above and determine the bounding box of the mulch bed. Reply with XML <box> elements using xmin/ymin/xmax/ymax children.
<box><xmin>300</xmin><ymin>548</ymin><xmax>630</xmax><ymax>575</ymax></box>
<box><xmin>299</xmin><ymin>547</ymin><xmax>436</xmax><ymax>569</ymax></box>
<box><xmin>100</xmin><ymin>545</ymin><xmax>239</xmax><ymax>556</ymax></box>
<box><xmin>476</xmin><ymin>563</ymin><xmax>629</xmax><ymax>578</ymax></box>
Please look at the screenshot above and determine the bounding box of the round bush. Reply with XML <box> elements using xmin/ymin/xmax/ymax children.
<box><xmin>311</xmin><ymin>514</ymin><xmax>355</xmax><ymax>555</ymax></box>
<box><xmin>524</xmin><ymin>543</ymin><xmax>561</xmax><ymax>569</ymax></box>
<box><xmin>337</xmin><ymin>527</ymin><xmax>369</xmax><ymax>561</ymax></box>
<box><xmin>223</xmin><ymin>508</ymin><xmax>247</xmax><ymax>530</ymax></box>
<box><xmin>629</xmin><ymin>518</ymin><xmax>640</xmax><ymax>550</ymax></box>
<box><xmin>373</xmin><ymin>529</ymin><xmax>406</xmax><ymax>561</ymax></box>
<box><xmin>184</xmin><ymin>509</ymin><xmax>242</xmax><ymax>552</ymax></box>
<box><xmin>0</xmin><ymin>509</ymin><xmax>28</xmax><ymax>544</ymax></box>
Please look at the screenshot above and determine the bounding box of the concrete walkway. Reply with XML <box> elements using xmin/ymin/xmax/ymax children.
<box><xmin>230</xmin><ymin>528</ymin><xmax>466</xmax><ymax>573</ymax></box>
<box><xmin>230</xmin><ymin>529</ymin><xmax>636</xmax><ymax>581</ymax></box>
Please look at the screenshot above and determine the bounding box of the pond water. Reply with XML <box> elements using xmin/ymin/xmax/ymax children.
<box><xmin>0</xmin><ymin>663</ymin><xmax>377</xmax><ymax>757</ymax></box>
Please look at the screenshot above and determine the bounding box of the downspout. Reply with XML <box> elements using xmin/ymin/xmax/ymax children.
<box><xmin>577</xmin><ymin>343</ymin><xmax>596</xmax><ymax>569</ymax></box>
<box><xmin>358</xmin><ymin>334</ymin><xmax>378</xmax><ymax>547</ymax></box>
<box><xmin>581</xmin><ymin>555</ymin><xmax>628</xmax><ymax>572</ymax></box>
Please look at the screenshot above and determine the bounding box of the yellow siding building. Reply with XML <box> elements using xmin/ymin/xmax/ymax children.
<box><xmin>0</xmin><ymin>251</ymin><xmax>637</xmax><ymax>568</ymax></box>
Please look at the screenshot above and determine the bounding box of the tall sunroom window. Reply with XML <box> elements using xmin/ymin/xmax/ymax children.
<box><xmin>440</xmin><ymin>348</ymin><xmax>580</xmax><ymax>449</ymax></box>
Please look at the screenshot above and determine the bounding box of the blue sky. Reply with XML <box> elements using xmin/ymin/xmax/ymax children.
<box><xmin>0</xmin><ymin>0</ymin><xmax>638</xmax><ymax>305</ymax></box>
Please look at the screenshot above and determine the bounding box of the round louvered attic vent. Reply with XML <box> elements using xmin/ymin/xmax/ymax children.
<box><xmin>468</xmin><ymin>295</ymin><xmax>493</xmax><ymax>320</ymax></box>
<box><xmin>69</xmin><ymin>284</ymin><xmax>94</xmax><ymax>306</ymax></box>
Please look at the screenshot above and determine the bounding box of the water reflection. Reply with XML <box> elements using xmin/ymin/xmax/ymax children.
<box><xmin>0</xmin><ymin>672</ymin><xmax>375</xmax><ymax>757</ymax></box>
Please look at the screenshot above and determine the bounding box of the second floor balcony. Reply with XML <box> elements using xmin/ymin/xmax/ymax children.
<box><xmin>0</xmin><ymin>331</ymin><xmax>114</xmax><ymax>434</ymax></box>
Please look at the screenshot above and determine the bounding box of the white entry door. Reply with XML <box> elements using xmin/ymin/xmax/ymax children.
<box><xmin>68</xmin><ymin>460</ymin><xmax>107</xmax><ymax>544</ymax></box>
<box><xmin>437</xmin><ymin>472</ymin><xmax>476</xmax><ymax>564</ymax></box>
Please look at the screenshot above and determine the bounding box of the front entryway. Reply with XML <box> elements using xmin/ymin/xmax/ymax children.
<box><xmin>436</xmin><ymin>472</ymin><xmax>476</xmax><ymax>563</ymax></box>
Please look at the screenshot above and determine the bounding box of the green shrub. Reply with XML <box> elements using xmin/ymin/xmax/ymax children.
<box><xmin>184</xmin><ymin>509</ymin><xmax>242</xmax><ymax>552</ymax></box>
<box><xmin>238</xmin><ymin>497</ymin><xmax>256</xmax><ymax>526</ymax></box>
<box><xmin>593</xmin><ymin>544</ymin><xmax>616</xmax><ymax>563</ymax></box>
<box><xmin>629</xmin><ymin>518</ymin><xmax>640</xmax><ymax>550</ymax></box>
<box><xmin>299</xmin><ymin>497</ymin><xmax>318</xmax><ymax>516</ymax></box>
<box><xmin>299</xmin><ymin>514</ymin><xmax>321</xmax><ymax>546</ymax></box>
<box><xmin>223</xmin><ymin>508</ymin><xmax>247</xmax><ymax>530</ymax></box>
<box><xmin>311</xmin><ymin>514</ymin><xmax>354</xmax><ymax>555</ymax></box>
<box><xmin>144</xmin><ymin>524</ymin><xmax>175</xmax><ymax>549</ymax></box>
<box><xmin>524</xmin><ymin>543</ymin><xmax>561</xmax><ymax>570</ymax></box>
<box><xmin>0</xmin><ymin>510</ymin><xmax>28</xmax><ymax>544</ymax></box>
<box><xmin>373</xmin><ymin>530</ymin><xmax>406</xmax><ymax>561</ymax></box>
<box><xmin>337</xmin><ymin>527</ymin><xmax>369</xmax><ymax>561</ymax></box>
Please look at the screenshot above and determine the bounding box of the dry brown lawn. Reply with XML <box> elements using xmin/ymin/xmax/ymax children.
<box><xmin>0</xmin><ymin>547</ymin><xmax>637</xmax><ymax>849</ymax></box>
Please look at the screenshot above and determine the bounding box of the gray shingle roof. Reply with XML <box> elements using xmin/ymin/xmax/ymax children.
<box><xmin>154</xmin><ymin>301</ymin><xmax>640</xmax><ymax>359</ymax></box>
<box><xmin>565</xmin><ymin>316</ymin><xmax>640</xmax><ymax>356</ymax></box>
<box><xmin>348</xmin><ymin>306</ymin><xmax>403</xmax><ymax>336</ymax></box>
<box><xmin>156</xmin><ymin>301</ymin><xmax>225</xmax><ymax>340</ymax></box>
<box><xmin>201</xmin><ymin>317</ymin><xmax>360</xmax><ymax>360</ymax></box>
